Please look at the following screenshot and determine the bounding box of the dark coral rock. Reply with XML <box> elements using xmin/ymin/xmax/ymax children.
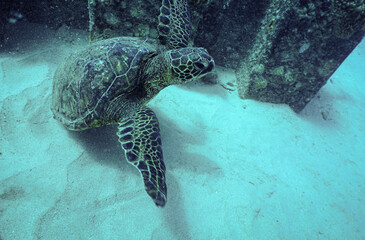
<box><xmin>194</xmin><ymin>0</ymin><xmax>270</xmax><ymax>69</ymax></box>
<box><xmin>0</xmin><ymin>0</ymin><xmax>88</xmax><ymax>45</ymax></box>
<box><xmin>235</xmin><ymin>0</ymin><xmax>365</xmax><ymax>112</ymax></box>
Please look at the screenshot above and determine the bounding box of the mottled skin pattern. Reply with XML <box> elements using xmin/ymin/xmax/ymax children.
<box><xmin>51</xmin><ymin>0</ymin><xmax>215</xmax><ymax>207</ymax></box>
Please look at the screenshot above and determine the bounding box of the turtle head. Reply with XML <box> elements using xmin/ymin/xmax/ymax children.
<box><xmin>168</xmin><ymin>47</ymin><xmax>215</xmax><ymax>84</ymax></box>
<box><xmin>142</xmin><ymin>47</ymin><xmax>214</xmax><ymax>99</ymax></box>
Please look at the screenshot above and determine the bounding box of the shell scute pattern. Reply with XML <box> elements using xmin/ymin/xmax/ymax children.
<box><xmin>52</xmin><ymin>38</ymin><xmax>158</xmax><ymax>130</ymax></box>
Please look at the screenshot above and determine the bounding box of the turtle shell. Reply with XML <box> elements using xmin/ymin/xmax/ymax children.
<box><xmin>51</xmin><ymin>37</ymin><xmax>159</xmax><ymax>130</ymax></box>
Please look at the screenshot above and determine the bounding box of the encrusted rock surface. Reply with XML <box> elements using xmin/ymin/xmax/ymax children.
<box><xmin>235</xmin><ymin>0</ymin><xmax>365</xmax><ymax>112</ymax></box>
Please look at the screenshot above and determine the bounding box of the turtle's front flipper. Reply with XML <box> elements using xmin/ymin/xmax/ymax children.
<box><xmin>158</xmin><ymin>0</ymin><xmax>192</xmax><ymax>49</ymax></box>
<box><xmin>117</xmin><ymin>106</ymin><xmax>167</xmax><ymax>207</ymax></box>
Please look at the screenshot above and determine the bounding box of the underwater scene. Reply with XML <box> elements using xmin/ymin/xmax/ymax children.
<box><xmin>0</xmin><ymin>0</ymin><xmax>364</xmax><ymax>239</ymax></box>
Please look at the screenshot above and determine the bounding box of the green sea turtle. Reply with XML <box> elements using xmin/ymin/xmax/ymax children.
<box><xmin>51</xmin><ymin>0</ymin><xmax>215</xmax><ymax>207</ymax></box>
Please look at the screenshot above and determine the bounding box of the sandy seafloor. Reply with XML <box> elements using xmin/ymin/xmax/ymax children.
<box><xmin>0</xmin><ymin>23</ymin><xmax>364</xmax><ymax>240</ymax></box>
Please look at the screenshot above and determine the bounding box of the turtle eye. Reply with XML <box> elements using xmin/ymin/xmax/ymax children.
<box><xmin>194</xmin><ymin>62</ymin><xmax>205</xmax><ymax>70</ymax></box>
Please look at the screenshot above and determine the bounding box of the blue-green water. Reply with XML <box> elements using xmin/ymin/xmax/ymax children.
<box><xmin>0</xmin><ymin>22</ymin><xmax>364</xmax><ymax>240</ymax></box>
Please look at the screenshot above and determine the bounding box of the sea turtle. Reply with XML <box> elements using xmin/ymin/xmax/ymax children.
<box><xmin>51</xmin><ymin>0</ymin><xmax>215</xmax><ymax>207</ymax></box>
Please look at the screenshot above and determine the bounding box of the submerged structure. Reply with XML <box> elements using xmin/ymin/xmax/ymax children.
<box><xmin>87</xmin><ymin>0</ymin><xmax>365</xmax><ymax>112</ymax></box>
<box><xmin>1</xmin><ymin>0</ymin><xmax>365</xmax><ymax>112</ymax></box>
<box><xmin>235</xmin><ymin>0</ymin><xmax>365</xmax><ymax>112</ymax></box>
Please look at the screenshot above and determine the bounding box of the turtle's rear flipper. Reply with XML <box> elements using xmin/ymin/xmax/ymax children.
<box><xmin>117</xmin><ymin>107</ymin><xmax>167</xmax><ymax>207</ymax></box>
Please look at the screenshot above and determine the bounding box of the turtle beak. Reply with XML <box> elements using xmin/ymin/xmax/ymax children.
<box><xmin>195</xmin><ymin>56</ymin><xmax>214</xmax><ymax>78</ymax></box>
<box><xmin>201</xmin><ymin>58</ymin><xmax>215</xmax><ymax>75</ymax></box>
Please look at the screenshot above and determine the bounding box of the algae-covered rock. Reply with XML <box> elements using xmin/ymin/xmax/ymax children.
<box><xmin>235</xmin><ymin>0</ymin><xmax>365</xmax><ymax>112</ymax></box>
